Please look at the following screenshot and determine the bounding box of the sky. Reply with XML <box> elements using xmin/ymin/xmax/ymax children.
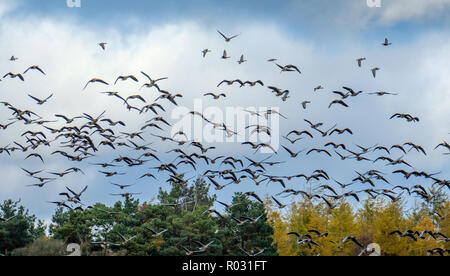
<box><xmin>0</xmin><ymin>0</ymin><xmax>449</xmax><ymax>224</ymax></box>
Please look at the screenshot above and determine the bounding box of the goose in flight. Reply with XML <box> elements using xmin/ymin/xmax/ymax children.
<box><xmin>435</xmin><ymin>141</ymin><xmax>450</xmax><ymax>151</ymax></box>
<box><xmin>282</xmin><ymin>145</ymin><xmax>305</xmax><ymax>158</ymax></box>
<box><xmin>114</xmin><ymin>75</ymin><xmax>138</xmax><ymax>85</ymax></box>
<box><xmin>0</xmin><ymin>121</ymin><xmax>15</xmax><ymax>130</ymax></box>
<box><xmin>64</xmin><ymin>186</ymin><xmax>88</xmax><ymax>202</ymax></box>
<box><xmin>202</xmin><ymin>49</ymin><xmax>211</xmax><ymax>57</ymax></box>
<box><xmin>181</xmin><ymin>246</ymin><xmax>198</xmax><ymax>256</ymax></box>
<box><xmin>287</xmin><ymin>232</ymin><xmax>320</xmax><ymax>248</ymax></box>
<box><xmin>221</xmin><ymin>50</ymin><xmax>231</xmax><ymax>59</ymax></box>
<box><xmin>275</xmin><ymin>63</ymin><xmax>301</xmax><ymax>74</ymax></box>
<box><xmin>329</xmin><ymin>128</ymin><xmax>353</xmax><ymax>136</ymax></box>
<box><xmin>304</xmin><ymin>119</ymin><xmax>323</xmax><ymax>129</ymax></box>
<box><xmin>301</xmin><ymin>101</ymin><xmax>311</xmax><ymax>109</ymax></box>
<box><xmin>217</xmin><ymin>79</ymin><xmax>241</xmax><ymax>87</ymax></box>
<box><xmin>0</xmin><ymin>215</ymin><xmax>18</xmax><ymax>223</ymax></box>
<box><xmin>342</xmin><ymin>236</ymin><xmax>364</xmax><ymax>248</ymax></box>
<box><xmin>28</xmin><ymin>93</ymin><xmax>53</xmax><ymax>105</ymax></box>
<box><xmin>245</xmin><ymin>191</ymin><xmax>264</xmax><ymax>204</ymax></box>
<box><xmin>371</xmin><ymin>67</ymin><xmax>380</xmax><ymax>78</ymax></box>
<box><xmin>110</xmin><ymin>182</ymin><xmax>135</xmax><ymax>190</ymax></box>
<box><xmin>428</xmin><ymin>248</ymin><xmax>450</xmax><ymax>256</ymax></box>
<box><xmin>328</xmin><ymin>99</ymin><xmax>349</xmax><ymax>108</ymax></box>
<box><xmin>314</xmin><ymin>85</ymin><xmax>324</xmax><ymax>92</ymax></box>
<box><xmin>237</xmin><ymin>55</ymin><xmax>247</xmax><ymax>64</ymax></box>
<box><xmin>382</xmin><ymin>38</ymin><xmax>392</xmax><ymax>46</ymax></box>
<box><xmin>27</xmin><ymin>180</ymin><xmax>53</xmax><ymax>188</ymax></box>
<box><xmin>357</xmin><ymin>57</ymin><xmax>366</xmax><ymax>67</ymax></box>
<box><xmin>98</xmin><ymin>42</ymin><xmax>107</xmax><ymax>50</ymax></box>
<box><xmin>100</xmin><ymin>171</ymin><xmax>126</xmax><ymax>177</ymax></box>
<box><xmin>204</xmin><ymin>92</ymin><xmax>226</xmax><ymax>99</ymax></box>
<box><xmin>23</xmin><ymin>65</ymin><xmax>46</xmax><ymax>75</ymax></box>
<box><xmin>313</xmin><ymin>124</ymin><xmax>338</xmax><ymax>137</ymax></box>
<box><xmin>217</xmin><ymin>30</ymin><xmax>240</xmax><ymax>42</ymax></box>
<box><xmin>9</xmin><ymin>56</ymin><xmax>18</xmax><ymax>61</ymax></box>
<box><xmin>193</xmin><ymin>240</ymin><xmax>215</xmax><ymax>252</ymax></box>
<box><xmin>140</xmin><ymin>71</ymin><xmax>168</xmax><ymax>90</ymax></box>
<box><xmin>390</xmin><ymin>113</ymin><xmax>419</xmax><ymax>122</ymax></box>
<box><xmin>243</xmin><ymin>80</ymin><xmax>264</xmax><ymax>87</ymax></box>
<box><xmin>240</xmin><ymin>248</ymin><xmax>265</xmax><ymax>257</ymax></box>
<box><xmin>207</xmin><ymin>176</ymin><xmax>232</xmax><ymax>191</ymax></box>
<box><xmin>55</xmin><ymin>114</ymin><xmax>84</xmax><ymax>124</ymax></box>
<box><xmin>25</xmin><ymin>153</ymin><xmax>44</xmax><ymax>163</ymax></box>
<box><xmin>3</xmin><ymin>72</ymin><xmax>24</xmax><ymax>81</ymax></box>
<box><xmin>333</xmin><ymin>90</ymin><xmax>350</xmax><ymax>99</ymax></box>
<box><xmin>21</xmin><ymin>168</ymin><xmax>43</xmax><ymax>177</ymax></box>
<box><xmin>308</xmin><ymin>230</ymin><xmax>329</xmax><ymax>238</ymax></box>
<box><xmin>83</xmin><ymin>78</ymin><xmax>109</xmax><ymax>90</ymax></box>
<box><xmin>307</xmin><ymin>148</ymin><xmax>332</xmax><ymax>157</ymax></box>
<box><xmin>145</xmin><ymin>227</ymin><xmax>168</xmax><ymax>238</ymax></box>
<box><xmin>271</xmin><ymin>196</ymin><xmax>288</xmax><ymax>209</ymax></box>
<box><xmin>342</xmin><ymin>87</ymin><xmax>363</xmax><ymax>97</ymax></box>
<box><xmin>389</xmin><ymin>230</ymin><xmax>417</xmax><ymax>241</ymax></box>
<box><xmin>241</xmin><ymin>214</ymin><xmax>265</xmax><ymax>224</ymax></box>
<box><xmin>369</xmin><ymin>91</ymin><xmax>398</xmax><ymax>96</ymax></box>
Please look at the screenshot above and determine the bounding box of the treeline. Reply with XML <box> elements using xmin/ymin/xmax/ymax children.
<box><xmin>1</xmin><ymin>178</ymin><xmax>277</xmax><ymax>256</ymax></box>
<box><xmin>1</xmin><ymin>178</ymin><xmax>449</xmax><ymax>256</ymax></box>
<box><xmin>267</xmin><ymin>188</ymin><xmax>449</xmax><ymax>256</ymax></box>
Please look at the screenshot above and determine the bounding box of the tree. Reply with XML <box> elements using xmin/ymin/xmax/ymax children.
<box><xmin>218</xmin><ymin>193</ymin><xmax>278</xmax><ymax>256</ymax></box>
<box><xmin>0</xmin><ymin>199</ymin><xmax>46</xmax><ymax>255</ymax></box>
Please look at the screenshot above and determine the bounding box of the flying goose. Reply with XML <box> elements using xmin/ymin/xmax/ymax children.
<box><xmin>3</xmin><ymin>72</ymin><xmax>24</xmax><ymax>81</ymax></box>
<box><xmin>275</xmin><ymin>63</ymin><xmax>301</xmax><ymax>74</ymax></box>
<box><xmin>0</xmin><ymin>215</ymin><xmax>19</xmax><ymax>223</ymax></box>
<box><xmin>28</xmin><ymin>93</ymin><xmax>53</xmax><ymax>105</ymax></box>
<box><xmin>301</xmin><ymin>101</ymin><xmax>311</xmax><ymax>109</ymax></box>
<box><xmin>83</xmin><ymin>78</ymin><xmax>109</xmax><ymax>90</ymax></box>
<box><xmin>23</xmin><ymin>65</ymin><xmax>46</xmax><ymax>75</ymax></box>
<box><xmin>314</xmin><ymin>85</ymin><xmax>323</xmax><ymax>92</ymax></box>
<box><xmin>369</xmin><ymin>91</ymin><xmax>398</xmax><ymax>96</ymax></box>
<box><xmin>114</xmin><ymin>75</ymin><xmax>138</xmax><ymax>85</ymax></box>
<box><xmin>237</xmin><ymin>55</ymin><xmax>247</xmax><ymax>64</ymax></box>
<box><xmin>371</xmin><ymin>67</ymin><xmax>380</xmax><ymax>78</ymax></box>
<box><xmin>240</xmin><ymin>248</ymin><xmax>265</xmax><ymax>257</ymax></box>
<box><xmin>221</xmin><ymin>50</ymin><xmax>231</xmax><ymax>59</ymax></box>
<box><xmin>357</xmin><ymin>57</ymin><xmax>366</xmax><ymax>67</ymax></box>
<box><xmin>98</xmin><ymin>42</ymin><xmax>107</xmax><ymax>50</ymax></box>
<box><xmin>145</xmin><ymin>227</ymin><xmax>168</xmax><ymax>238</ymax></box>
<box><xmin>217</xmin><ymin>30</ymin><xmax>240</xmax><ymax>42</ymax></box>
<box><xmin>202</xmin><ymin>49</ymin><xmax>211</xmax><ymax>57</ymax></box>
<box><xmin>382</xmin><ymin>38</ymin><xmax>392</xmax><ymax>46</ymax></box>
<box><xmin>328</xmin><ymin>99</ymin><xmax>349</xmax><ymax>108</ymax></box>
<box><xmin>193</xmin><ymin>240</ymin><xmax>215</xmax><ymax>252</ymax></box>
<box><xmin>204</xmin><ymin>92</ymin><xmax>226</xmax><ymax>99</ymax></box>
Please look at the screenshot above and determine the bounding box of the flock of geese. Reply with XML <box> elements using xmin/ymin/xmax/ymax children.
<box><xmin>0</xmin><ymin>30</ymin><xmax>449</xmax><ymax>256</ymax></box>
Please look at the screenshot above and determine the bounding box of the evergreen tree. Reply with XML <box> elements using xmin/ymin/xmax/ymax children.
<box><xmin>0</xmin><ymin>199</ymin><xmax>46</xmax><ymax>255</ymax></box>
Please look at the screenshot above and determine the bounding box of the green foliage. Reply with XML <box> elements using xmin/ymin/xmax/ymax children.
<box><xmin>0</xmin><ymin>199</ymin><xmax>45</xmax><ymax>255</ymax></box>
<box><xmin>217</xmin><ymin>193</ymin><xmax>278</xmax><ymax>256</ymax></box>
<box><xmin>44</xmin><ymin>177</ymin><xmax>278</xmax><ymax>256</ymax></box>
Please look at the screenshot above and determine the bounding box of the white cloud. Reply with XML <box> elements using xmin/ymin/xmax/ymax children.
<box><xmin>0</xmin><ymin>0</ymin><xmax>20</xmax><ymax>18</ymax></box>
<box><xmin>0</xmin><ymin>14</ymin><xmax>448</xmax><ymax>220</ymax></box>
<box><xmin>378</xmin><ymin>0</ymin><xmax>450</xmax><ymax>24</ymax></box>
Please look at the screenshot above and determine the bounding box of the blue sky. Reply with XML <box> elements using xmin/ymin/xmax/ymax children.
<box><xmin>0</xmin><ymin>0</ymin><xmax>449</xmax><ymax>223</ymax></box>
